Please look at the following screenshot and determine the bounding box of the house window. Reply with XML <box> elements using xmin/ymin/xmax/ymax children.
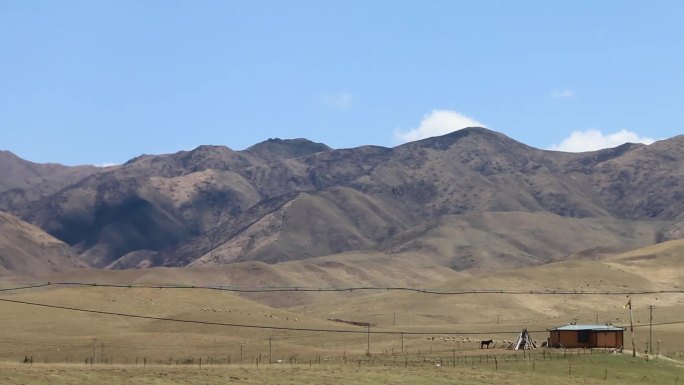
<box><xmin>578</xmin><ymin>330</ymin><xmax>590</xmax><ymax>343</ymax></box>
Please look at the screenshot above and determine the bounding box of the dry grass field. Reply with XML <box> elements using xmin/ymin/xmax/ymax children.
<box><xmin>1</xmin><ymin>354</ymin><xmax>683</xmax><ymax>385</ymax></box>
<box><xmin>1</xmin><ymin>240</ymin><xmax>683</xmax><ymax>383</ymax></box>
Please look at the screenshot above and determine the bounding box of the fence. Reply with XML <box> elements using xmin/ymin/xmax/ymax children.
<box><xmin>9</xmin><ymin>341</ymin><xmax>684</xmax><ymax>369</ymax></box>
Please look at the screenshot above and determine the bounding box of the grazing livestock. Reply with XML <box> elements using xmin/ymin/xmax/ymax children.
<box><xmin>480</xmin><ymin>339</ymin><xmax>493</xmax><ymax>349</ymax></box>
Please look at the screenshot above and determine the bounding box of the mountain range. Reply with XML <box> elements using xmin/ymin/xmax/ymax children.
<box><xmin>1</xmin><ymin>128</ymin><xmax>683</xmax><ymax>276</ymax></box>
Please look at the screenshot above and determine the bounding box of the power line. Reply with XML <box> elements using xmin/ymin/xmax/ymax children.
<box><xmin>3</xmin><ymin>296</ymin><xmax>684</xmax><ymax>337</ymax></box>
<box><xmin>8</xmin><ymin>281</ymin><xmax>684</xmax><ymax>296</ymax></box>
<box><xmin>0</xmin><ymin>296</ymin><xmax>546</xmax><ymax>335</ymax></box>
<box><xmin>0</xmin><ymin>297</ymin><xmax>375</xmax><ymax>334</ymax></box>
<box><xmin>0</xmin><ymin>283</ymin><xmax>51</xmax><ymax>292</ymax></box>
<box><xmin>633</xmin><ymin>319</ymin><xmax>681</xmax><ymax>328</ymax></box>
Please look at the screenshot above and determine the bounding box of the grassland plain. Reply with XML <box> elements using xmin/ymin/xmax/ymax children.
<box><xmin>1</xmin><ymin>354</ymin><xmax>683</xmax><ymax>385</ymax></box>
<box><xmin>2</xmin><ymin>284</ymin><xmax>683</xmax><ymax>363</ymax></box>
<box><xmin>1</xmin><ymin>240</ymin><xmax>683</xmax><ymax>383</ymax></box>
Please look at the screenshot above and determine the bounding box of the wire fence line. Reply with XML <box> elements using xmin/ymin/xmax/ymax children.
<box><xmin>7</xmin><ymin>343</ymin><xmax>684</xmax><ymax>372</ymax></box>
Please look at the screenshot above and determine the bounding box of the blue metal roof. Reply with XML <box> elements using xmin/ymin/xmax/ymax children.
<box><xmin>548</xmin><ymin>324</ymin><xmax>624</xmax><ymax>331</ymax></box>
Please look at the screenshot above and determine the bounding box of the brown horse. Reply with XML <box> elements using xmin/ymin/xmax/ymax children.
<box><xmin>480</xmin><ymin>339</ymin><xmax>493</xmax><ymax>349</ymax></box>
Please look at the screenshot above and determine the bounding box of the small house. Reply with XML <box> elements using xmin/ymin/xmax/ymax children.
<box><xmin>547</xmin><ymin>324</ymin><xmax>624</xmax><ymax>349</ymax></box>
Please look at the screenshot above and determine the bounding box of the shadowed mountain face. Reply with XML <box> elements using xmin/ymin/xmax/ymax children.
<box><xmin>1</xmin><ymin>129</ymin><xmax>683</xmax><ymax>272</ymax></box>
<box><xmin>0</xmin><ymin>211</ymin><xmax>85</xmax><ymax>276</ymax></box>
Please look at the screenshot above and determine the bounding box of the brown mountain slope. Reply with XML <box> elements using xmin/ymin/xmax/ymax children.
<box><xmin>246</xmin><ymin>137</ymin><xmax>331</xmax><ymax>161</ymax></box>
<box><xmin>2</xmin><ymin>129</ymin><xmax>683</xmax><ymax>271</ymax></box>
<box><xmin>378</xmin><ymin>211</ymin><xmax>666</xmax><ymax>272</ymax></box>
<box><xmin>0</xmin><ymin>211</ymin><xmax>84</xmax><ymax>276</ymax></box>
<box><xmin>575</xmin><ymin>136</ymin><xmax>684</xmax><ymax>219</ymax></box>
<box><xmin>0</xmin><ymin>150</ymin><xmax>100</xmax><ymax>213</ymax></box>
<box><xmin>659</xmin><ymin>220</ymin><xmax>684</xmax><ymax>241</ymax></box>
<box><xmin>159</xmin><ymin>130</ymin><xmax>680</xmax><ymax>268</ymax></box>
<box><xmin>175</xmin><ymin>187</ymin><xmax>414</xmax><ymax>266</ymax></box>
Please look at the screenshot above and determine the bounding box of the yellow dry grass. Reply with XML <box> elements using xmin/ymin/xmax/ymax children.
<box><xmin>1</xmin><ymin>240</ymin><xmax>683</xmax><ymax>365</ymax></box>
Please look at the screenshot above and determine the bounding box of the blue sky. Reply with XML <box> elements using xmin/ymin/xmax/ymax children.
<box><xmin>1</xmin><ymin>1</ymin><xmax>682</xmax><ymax>165</ymax></box>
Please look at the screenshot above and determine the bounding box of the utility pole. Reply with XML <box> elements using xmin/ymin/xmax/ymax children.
<box><xmin>648</xmin><ymin>305</ymin><xmax>654</xmax><ymax>355</ymax></box>
<box><xmin>627</xmin><ymin>297</ymin><xmax>636</xmax><ymax>357</ymax></box>
<box><xmin>366</xmin><ymin>325</ymin><xmax>371</xmax><ymax>356</ymax></box>
<box><xmin>401</xmin><ymin>332</ymin><xmax>404</xmax><ymax>354</ymax></box>
<box><xmin>393</xmin><ymin>312</ymin><xmax>396</xmax><ymax>327</ymax></box>
<box><xmin>92</xmin><ymin>338</ymin><xmax>96</xmax><ymax>364</ymax></box>
<box><xmin>269</xmin><ymin>337</ymin><xmax>272</xmax><ymax>364</ymax></box>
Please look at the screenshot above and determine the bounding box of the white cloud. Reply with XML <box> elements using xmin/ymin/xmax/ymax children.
<box><xmin>551</xmin><ymin>89</ymin><xmax>574</xmax><ymax>99</ymax></box>
<box><xmin>550</xmin><ymin>129</ymin><xmax>655</xmax><ymax>152</ymax></box>
<box><xmin>94</xmin><ymin>162</ymin><xmax>118</xmax><ymax>167</ymax></box>
<box><xmin>321</xmin><ymin>92</ymin><xmax>352</xmax><ymax>110</ymax></box>
<box><xmin>394</xmin><ymin>110</ymin><xmax>486</xmax><ymax>144</ymax></box>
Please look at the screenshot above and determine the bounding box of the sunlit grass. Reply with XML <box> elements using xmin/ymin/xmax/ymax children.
<box><xmin>2</xmin><ymin>353</ymin><xmax>682</xmax><ymax>385</ymax></box>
